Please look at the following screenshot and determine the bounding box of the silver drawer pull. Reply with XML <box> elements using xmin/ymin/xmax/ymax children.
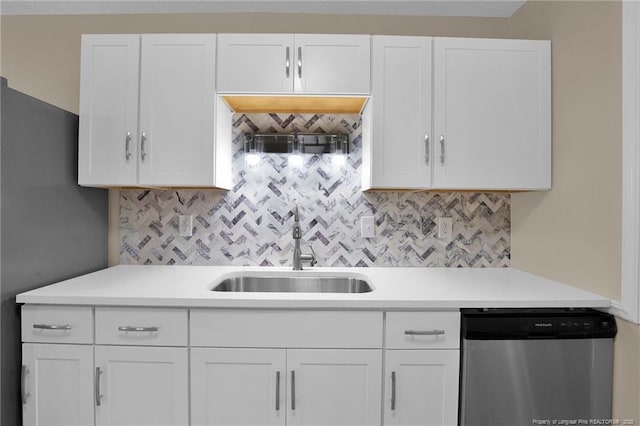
<box><xmin>424</xmin><ymin>134</ymin><xmax>430</xmax><ymax>165</ymax></box>
<box><xmin>118</xmin><ymin>326</ymin><xmax>159</xmax><ymax>332</ymax></box>
<box><xmin>391</xmin><ymin>371</ymin><xmax>396</xmax><ymax>411</ymax></box>
<box><xmin>33</xmin><ymin>323</ymin><xmax>71</xmax><ymax>330</ymax></box>
<box><xmin>275</xmin><ymin>371</ymin><xmax>281</xmax><ymax>411</ymax></box>
<box><xmin>285</xmin><ymin>47</ymin><xmax>290</xmax><ymax>78</ymax></box>
<box><xmin>125</xmin><ymin>132</ymin><xmax>132</xmax><ymax>160</ymax></box>
<box><xmin>291</xmin><ymin>370</ymin><xmax>296</xmax><ymax>411</ymax></box>
<box><xmin>404</xmin><ymin>329</ymin><xmax>445</xmax><ymax>336</ymax></box>
<box><xmin>141</xmin><ymin>131</ymin><xmax>148</xmax><ymax>161</ymax></box>
<box><xmin>21</xmin><ymin>366</ymin><xmax>29</xmax><ymax>404</ymax></box>
<box><xmin>95</xmin><ymin>367</ymin><xmax>102</xmax><ymax>406</ymax></box>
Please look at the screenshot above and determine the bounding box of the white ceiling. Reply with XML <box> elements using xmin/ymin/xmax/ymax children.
<box><xmin>0</xmin><ymin>0</ymin><xmax>527</xmax><ymax>18</ymax></box>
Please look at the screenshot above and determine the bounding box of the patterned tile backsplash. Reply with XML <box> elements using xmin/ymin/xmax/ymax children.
<box><xmin>120</xmin><ymin>113</ymin><xmax>510</xmax><ymax>267</ymax></box>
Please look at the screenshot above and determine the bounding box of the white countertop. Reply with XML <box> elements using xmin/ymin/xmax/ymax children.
<box><xmin>15</xmin><ymin>265</ymin><xmax>611</xmax><ymax>309</ymax></box>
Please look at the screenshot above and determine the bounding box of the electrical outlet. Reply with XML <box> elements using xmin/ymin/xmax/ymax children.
<box><xmin>437</xmin><ymin>217</ymin><xmax>453</xmax><ymax>241</ymax></box>
<box><xmin>178</xmin><ymin>214</ymin><xmax>193</xmax><ymax>237</ymax></box>
<box><xmin>361</xmin><ymin>216</ymin><xmax>375</xmax><ymax>238</ymax></box>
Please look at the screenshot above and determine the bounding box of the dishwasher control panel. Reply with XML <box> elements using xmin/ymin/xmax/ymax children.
<box><xmin>461</xmin><ymin>308</ymin><xmax>617</xmax><ymax>339</ymax></box>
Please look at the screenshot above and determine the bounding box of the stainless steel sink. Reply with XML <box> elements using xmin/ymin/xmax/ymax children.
<box><xmin>211</xmin><ymin>275</ymin><xmax>373</xmax><ymax>293</ymax></box>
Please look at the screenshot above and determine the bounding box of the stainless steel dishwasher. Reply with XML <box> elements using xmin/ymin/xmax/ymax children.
<box><xmin>459</xmin><ymin>308</ymin><xmax>617</xmax><ymax>426</ymax></box>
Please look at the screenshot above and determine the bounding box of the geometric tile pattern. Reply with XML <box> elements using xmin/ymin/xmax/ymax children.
<box><xmin>120</xmin><ymin>113</ymin><xmax>510</xmax><ymax>267</ymax></box>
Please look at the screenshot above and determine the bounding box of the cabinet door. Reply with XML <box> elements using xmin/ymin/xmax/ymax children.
<box><xmin>22</xmin><ymin>344</ymin><xmax>94</xmax><ymax>426</ymax></box>
<box><xmin>95</xmin><ymin>346</ymin><xmax>188</xmax><ymax>426</ymax></box>
<box><xmin>433</xmin><ymin>37</ymin><xmax>551</xmax><ymax>190</ymax></box>
<box><xmin>78</xmin><ymin>34</ymin><xmax>139</xmax><ymax>186</ymax></box>
<box><xmin>138</xmin><ymin>34</ymin><xmax>217</xmax><ymax>186</ymax></box>
<box><xmin>287</xmin><ymin>349</ymin><xmax>382</xmax><ymax>426</ymax></box>
<box><xmin>294</xmin><ymin>35</ymin><xmax>370</xmax><ymax>94</ymax></box>
<box><xmin>191</xmin><ymin>348</ymin><xmax>286</xmax><ymax>426</ymax></box>
<box><xmin>384</xmin><ymin>350</ymin><xmax>459</xmax><ymax>426</ymax></box>
<box><xmin>217</xmin><ymin>34</ymin><xmax>294</xmax><ymax>93</ymax></box>
<box><xmin>364</xmin><ymin>36</ymin><xmax>432</xmax><ymax>189</ymax></box>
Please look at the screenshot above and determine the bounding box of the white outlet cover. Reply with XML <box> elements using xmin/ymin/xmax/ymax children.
<box><xmin>361</xmin><ymin>216</ymin><xmax>375</xmax><ymax>238</ymax></box>
<box><xmin>437</xmin><ymin>217</ymin><xmax>453</xmax><ymax>241</ymax></box>
<box><xmin>178</xmin><ymin>215</ymin><xmax>193</xmax><ymax>237</ymax></box>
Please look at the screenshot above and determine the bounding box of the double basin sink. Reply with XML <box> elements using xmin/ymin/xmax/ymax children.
<box><xmin>211</xmin><ymin>273</ymin><xmax>373</xmax><ymax>294</ymax></box>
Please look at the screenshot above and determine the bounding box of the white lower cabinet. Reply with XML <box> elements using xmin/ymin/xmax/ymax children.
<box><xmin>95</xmin><ymin>346</ymin><xmax>189</xmax><ymax>426</ymax></box>
<box><xmin>22</xmin><ymin>343</ymin><xmax>94</xmax><ymax>426</ymax></box>
<box><xmin>21</xmin><ymin>306</ymin><xmax>460</xmax><ymax>426</ymax></box>
<box><xmin>191</xmin><ymin>348</ymin><xmax>286</xmax><ymax>426</ymax></box>
<box><xmin>287</xmin><ymin>349</ymin><xmax>382</xmax><ymax>426</ymax></box>
<box><xmin>190</xmin><ymin>348</ymin><xmax>382</xmax><ymax>426</ymax></box>
<box><xmin>384</xmin><ymin>350</ymin><xmax>460</xmax><ymax>426</ymax></box>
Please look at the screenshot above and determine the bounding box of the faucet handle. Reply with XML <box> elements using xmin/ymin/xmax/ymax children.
<box><xmin>308</xmin><ymin>244</ymin><xmax>318</xmax><ymax>267</ymax></box>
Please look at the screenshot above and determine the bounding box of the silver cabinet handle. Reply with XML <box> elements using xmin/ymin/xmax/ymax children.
<box><xmin>391</xmin><ymin>371</ymin><xmax>396</xmax><ymax>411</ymax></box>
<box><xmin>285</xmin><ymin>47</ymin><xmax>290</xmax><ymax>78</ymax></box>
<box><xmin>95</xmin><ymin>367</ymin><xmax>102</xmax><ymax>406</ymax></box>
<box><xmin>141</xmin><ymin>131</ymin><xmax>148</xmax><ymax>161</ymax></box>
<box><xmin>439</xmin><ymin>135</ymin><xmax>445</xmax><ymax>164</ymax></box>
<box><xmin>404</xmin><ymin>329</ymin><xmax>445</xmax><ymax>336</ymax></box>
<box><xmin>125</xmin><ymin>132</ymin><xmax>132</xmax><ymax>160</ymax></box>
<box><xmin>291</xmin><ymin>370</ymin><xmax>296</xmax><ymax>411</ymax></box>
<box><xmin>21</xmin><ymin>366</ymin><xmax>28</xmax><ymax>405</ymax></box>
<box><xmin>33</xmin><ymin>323</ymin><xmax>71</xmax><ymax>330</ymax></box>
<box><xmin>275</xmin><ymin>371</ymin><xmax>281</xmax><ymax>411</ymax></box>
<box><xmin>118</xmin><ymin>326</ymin><xmax>159</xmax><ymax>332</ymax></box>
<box><xmin>424</xmin><ymin>134</ymin><xmax>430</xmax><ymax>165</ymax></box>
<box><xmin>297</xmin><ymin>47</ymin><xmax>302</xmax><ymax>79</ymax></box>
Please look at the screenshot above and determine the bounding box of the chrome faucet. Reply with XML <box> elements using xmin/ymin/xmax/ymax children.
<box><xmin>292</xmin><ymin>204</ymin><xmax>317</xmax><ymax>270</ymax></box>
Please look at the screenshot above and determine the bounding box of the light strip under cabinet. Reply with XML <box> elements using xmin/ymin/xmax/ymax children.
<box><xmin>243</xmin><ymin>132</ymin><xmax>350</xmax><ymax>155</ymax></box>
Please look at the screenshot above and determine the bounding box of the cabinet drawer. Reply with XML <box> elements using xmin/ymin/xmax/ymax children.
<box><xmin>191</xmin><ymin>310</ymin><xmax>383</xmax><ymax>348</ymax></box>
<box><xmin>385</xmin><ymin>311</ymin><xmax>460</xmax><ymax>349</ymax></box>
<box><xmin>22</xmin><ymin>305</ymin><xmax>93</xmax><ymax>344</ymax></box>
<box><xmin>96</xmin><ymin>307</ymin><xmax>188</xmax><ymax>346</ymax></box>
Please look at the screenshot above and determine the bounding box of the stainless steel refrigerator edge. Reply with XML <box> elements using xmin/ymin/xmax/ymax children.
<box><xmin>0</xmin><ymin>78</ymin><xmax>108</xmax><ymax>426</ymax></box>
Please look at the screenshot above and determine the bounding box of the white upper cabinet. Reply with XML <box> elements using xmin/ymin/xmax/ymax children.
<box><xmin>432</xmin><ymin>37</ymin><xmax>551</xmax><ymax>190</ymax></box>
<box><xmin>79</xmin><ymin>33</ymin><xmax>549</xmax><ymax>191</ymax></box>
<box><xmin>78</xmin><ymin>35</ymin><xmax>140</xmax><ymax>186</ymax></box>
<box><xmin>79</xmin><ymin>34</ymin><xmax>232</xmax><ymax>188</ymax></box>
<box><xmin>363</xmin><ymin>36</ymin><xmax>433</xmax><ymax>190</ymax></box>
<box><xmin>217</xmin><ymin>34</ymin><xmax>370</xmax><ymax>94</ymax></box>
<box><xmin>293</xmin><ymin>35</ymin><xmax>370</xmax><ymax>94</ymax></box>
<box><xmin>363</xmin><ymin>36</ymin><xmax>551</xmax><ymax>191</ymax></box>
<box><xmin>138</xmin><ymin>34</ymin><xmax>220</xmax><ymax>187</ymax></box>
<box><xmin>217</xmin><ymin>34</ymin><xmax>294</xmax><ymax>93</ymax></box>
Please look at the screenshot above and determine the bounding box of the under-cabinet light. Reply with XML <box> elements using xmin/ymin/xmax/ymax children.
<box><xmin>243</xmin><ymin>134</ymin><xmax>263</xmax><ymax>167</ymax></box>
<box><xmin>288</xmin><ymin>133</ymin><xmax>303</xmax><ymax>167</ymax></box>
<box><xmin>243</xmin><ymin>132</ymin><xmax>349</xmax><ymax>161</ymax></box>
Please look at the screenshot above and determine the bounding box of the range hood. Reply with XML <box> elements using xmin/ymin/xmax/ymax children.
<box><xmin>221</xmin><ymin>95</ymin><xmax>369</xmax><ymax>114</ymax></box>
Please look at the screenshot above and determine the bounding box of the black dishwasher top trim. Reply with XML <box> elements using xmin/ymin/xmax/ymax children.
<box><xmin>461</xmin><ymin>308</ymin><xmax>617</xmax><ymax>340</ymax></box>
